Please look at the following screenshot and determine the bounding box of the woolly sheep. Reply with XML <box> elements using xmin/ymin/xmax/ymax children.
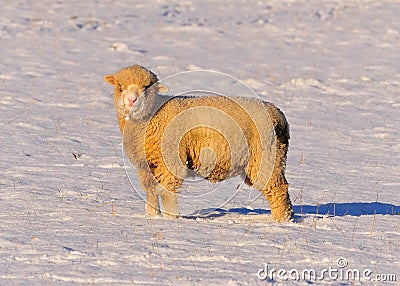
<box><xmin>104</xmin><ymin>65</ymin><xmax>294</xmax><ymax>222</ymax></box>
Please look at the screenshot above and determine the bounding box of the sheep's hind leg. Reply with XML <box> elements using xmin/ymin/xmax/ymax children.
<box><xmin>264</xmin><ymin>177</ymin><xmax>293</xmax><ymax>222</ymax></box>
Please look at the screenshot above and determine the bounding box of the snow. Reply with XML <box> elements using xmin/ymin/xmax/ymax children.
<box><xmin>1</xmin><ymin>0</ymin><xmax>399</xmax><ymax>285</ymax></box>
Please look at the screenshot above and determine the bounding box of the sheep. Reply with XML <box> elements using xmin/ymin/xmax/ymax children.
<box><xmin>104</xmin><ymin>64</ymin><xmax>294</xmax><ymax>222</ymax></box>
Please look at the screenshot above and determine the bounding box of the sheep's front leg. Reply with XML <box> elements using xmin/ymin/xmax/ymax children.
<box><xmin>137</xmin><ymin>169</ymin><xmax>161</xmax><ymax>216</ymax></box>
<box><xmin>155</xmin><ymin>172</ymin><xmax>182</xmax><ymax>218</ymax></box>
<box><xmin>145</xmin><ymin>189</ymin><xmax>161</xmax><ymax>216</ymax></box>
<box><xmin>157</xmin><ymin>186</ymin><xmax>179</xmax><ymax>218</ymax></box>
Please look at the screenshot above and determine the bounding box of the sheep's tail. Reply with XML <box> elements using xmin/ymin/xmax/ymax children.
<box><xmin>264</xmin><ymin>103</ymin><xmax>289</xmax><ymax>153</ymax></box>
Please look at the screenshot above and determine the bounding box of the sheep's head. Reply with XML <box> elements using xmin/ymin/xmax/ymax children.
<box><xmin>104</xmin><ymin>65</ymin><xmax>167</xmax><ymax>131</ymax></box>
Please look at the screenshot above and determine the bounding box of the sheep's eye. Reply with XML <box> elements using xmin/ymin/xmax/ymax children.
<box><xmin>117</xmin><ymin>84</ymin><xmax>125</xmax><ymax>92</ymax></box>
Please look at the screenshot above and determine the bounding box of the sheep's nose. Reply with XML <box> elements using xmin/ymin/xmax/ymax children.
<box><xmin>127</xmin><ymin>97</ymin><xmax>137</xmax><ymax>107</ymax></box>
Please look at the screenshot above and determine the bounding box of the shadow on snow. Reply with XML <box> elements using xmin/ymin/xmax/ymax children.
<box><xmin>183</xmin><ymin>202</ymin><xmax>400</xmax><ymax>220</ymax></box>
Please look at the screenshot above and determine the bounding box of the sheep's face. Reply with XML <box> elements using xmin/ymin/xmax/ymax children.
<box><xmin>104</xmin><ymin>65</ymin><xmax>159</xmax><ymax>121</ymax></box>
<box><xmin>116</xmin><ymin>81</ymin><xmax>147</xmax><ymax>120</ymax></box>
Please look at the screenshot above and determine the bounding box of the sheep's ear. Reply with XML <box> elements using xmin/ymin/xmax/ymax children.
<box><xmin>156</xmin><ymin>84</ymin><xmax>169</xmax><ymax>93</ymax></box>
<box><xmin>104</xmin><ymin>74</ymin><xmax>116</xmax><ymax>85</ymax></box>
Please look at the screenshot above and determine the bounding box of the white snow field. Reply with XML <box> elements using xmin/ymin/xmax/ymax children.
<box><xmin>1</xmin><ymin>0</ymin><xmax>399</xmax><ymax>285</ymax></box>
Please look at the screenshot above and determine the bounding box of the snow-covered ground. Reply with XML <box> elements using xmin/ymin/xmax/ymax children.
<box><xmin>1</xmin><ymin>0</ymin><xmax>399</xmax><ymax>284</ymax></box>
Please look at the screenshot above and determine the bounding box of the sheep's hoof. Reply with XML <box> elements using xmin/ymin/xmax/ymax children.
<box><xmin>145</xmin><ymin>204</ymin><xmax>161</xmax><ymax>217</ymax></box>
<box><xmin>272</xmin><ymin>207</ymin><xmax>294</xmax><ymax>222</ymax></box>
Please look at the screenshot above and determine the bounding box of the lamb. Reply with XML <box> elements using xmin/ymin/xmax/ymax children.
<box><xmin>104</xmin><ymin>64</ymin><xmax>294</xmax><ymax>222</ymax></box>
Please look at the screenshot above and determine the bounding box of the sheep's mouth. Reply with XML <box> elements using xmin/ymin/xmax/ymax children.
<box><xmin>125</xmin><ymin>96</ymin><xmax>142</xmax><ymax>112</ymax></box>
<box><xmin>118</xmin><ymin>94</ymin><xmax>144</xmax><ymax>120</ymax></box>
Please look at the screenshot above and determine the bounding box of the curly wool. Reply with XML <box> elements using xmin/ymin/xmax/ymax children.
<box><xmin>104</xmin><ymin>65</ymin><xmax>294</xmax><ymax>222</ymax></box>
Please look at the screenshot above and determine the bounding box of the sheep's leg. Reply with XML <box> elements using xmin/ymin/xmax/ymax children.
<box><xmin>158</xmin><ymin>186</ymin><xmax>179</xmax><ymax>218</ymax></box>
<box><xmin>145</xmin><ymin>189</ymin><xmax>161</xmax><ymax>217</ymax></box>
<box><xmin>245</xmin><ymin>165</ymin><xmax>293</xmax><ymax>221</ymax></box>
<box><xmin>264</xmin><ymin>176</ymin><xmax>293</xmax><ymax>222</ymax></box>
<box><xmin>155</xmin><ymin>173</ymin><xmax>182</xmax><ymax>218</ymax></box>
<box><xmin>247</xmin><ymin>169</ymin><xmax>293</xmax><ymax>221</ymax></box>
<box><xmin>137</xmin><ymin>169</ymin><xmax>161</xmax><ymax>216</ymax></box>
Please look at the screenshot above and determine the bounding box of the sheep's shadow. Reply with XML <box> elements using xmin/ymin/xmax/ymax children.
<box><xmin>183</xmin><ymin>202</ymin><xmax>400</xmax><ymax>221</ymax></box>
